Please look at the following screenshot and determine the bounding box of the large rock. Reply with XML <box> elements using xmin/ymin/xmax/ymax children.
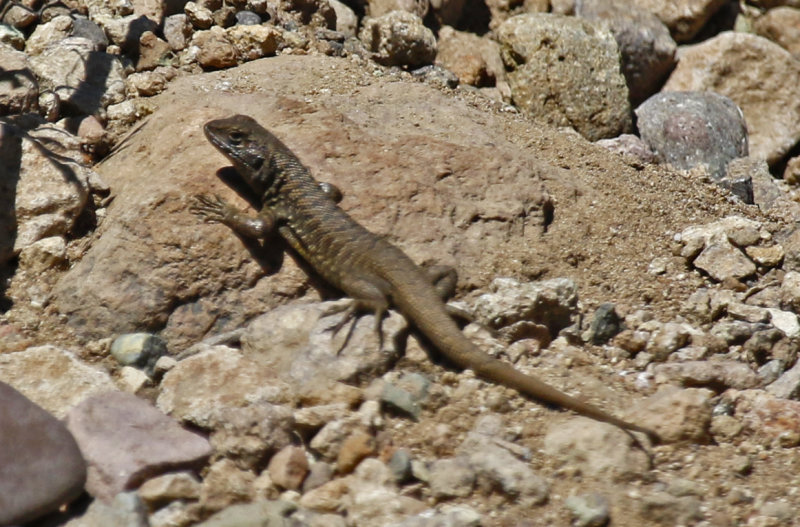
<box><xmin>50</xmin><ymin>54</ymin><xmax>554</xmax><ymax>344</ymax></box>
<box><xmin>1</xmin><ymin>117</ymin><xmax>96</xmax><ymax>263</ymax></box>
<box><xmin>663</xmin><ymin>32</ymin><xmax>800</xmax><ymax>166</ymax></box>
<box><xmin>0</xmin><ymin>382</ymin><xmax>86</xmax><ymax>525</ymax></box>
<box><xmin>66</xmin><ymin>391</ymin><xmax>212</xmax><ymax>502</ymax></box>
<box><xmin>28</xmin><ymin>36</ymin><xmax>126</xmax><ymax>114</ymax></box>
<box><xmin>496</xmin><ymin>13</ymin><xmax>631</xmax><ymax>141</ymax></box>
<box><xmin>636</xmin><ymin>91</ymin><xmax>748</xmax><ymax>180</ymax></box>
<box><xmin>0</xmin><ymin>43</ymin><xmax>38</xmax><ymax>115</ymax></box>
<box><xmin>577</xmin><ymin>0</ymin><xmax>676</xmax><ymax>104</ymax></box>
<box><xmin>156</xmin><ymin>345</ymin><xmax>293</xmax><ymax>428</ymax></box>
<box><xmin>241</xmin><ymin>300</ymin><xmax>408</xmax><ymax>386</ymax></box>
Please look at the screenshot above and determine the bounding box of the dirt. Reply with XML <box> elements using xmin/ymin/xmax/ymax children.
<box><xmin>4</xmin><ymin>53</ymin><xmax>797</xmax><ymax>525</ymax></box>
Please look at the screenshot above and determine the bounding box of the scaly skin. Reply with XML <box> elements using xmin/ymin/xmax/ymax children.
<box><xmin>193</xmin><ymin>115</ymin><xmax>659</xmax><ymax>442</ymax></box>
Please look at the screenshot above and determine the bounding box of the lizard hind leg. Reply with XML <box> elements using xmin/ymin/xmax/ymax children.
<box><xmin>422</xmin><ymin>264</ymin><xmax>458</xmax><ymax>300</ymax></box>
<box><xmin>329</xmin><ymin>274</ymin><xmax>392</xmax><ymax>352</ymax></box>
<box><xmin>422</xmin><ymin>263</ymin><xmax>473</xmax><ymax>323</ymax></box>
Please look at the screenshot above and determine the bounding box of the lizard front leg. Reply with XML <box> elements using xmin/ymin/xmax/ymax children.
<box><xmin>191</xmin><ymin>194</ymin><xmax>276</xmax><ymax>241</ymax></box>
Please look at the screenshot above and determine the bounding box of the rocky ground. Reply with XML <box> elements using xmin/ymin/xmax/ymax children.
<box><xmin>4</xmin><ymin>0</ymin><xmax>800</xmax><ymax>526</ymax></box>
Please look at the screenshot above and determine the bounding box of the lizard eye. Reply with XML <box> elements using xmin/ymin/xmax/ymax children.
<box><xmin>229</xmin><ymin>130</ymin><xmax>244</xmax><ymax>144</ymax></box>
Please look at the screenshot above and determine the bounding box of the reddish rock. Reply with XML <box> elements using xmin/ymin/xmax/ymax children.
<box><xmin>66</xmin><ymin>391</ymin><xmax>212</xmax><ymax>502</ymax></box>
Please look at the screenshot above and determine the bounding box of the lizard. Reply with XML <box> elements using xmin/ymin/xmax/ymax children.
<box><xmin>191</xmin><ymin>114</ymin><xmax>659</xmax><ymax>443</ymax></box>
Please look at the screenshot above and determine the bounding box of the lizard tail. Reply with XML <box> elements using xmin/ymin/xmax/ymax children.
<box><xmin>391</xmin><ymin>275</ymin><xmax>660</xmax><ymax>443</ymax></box>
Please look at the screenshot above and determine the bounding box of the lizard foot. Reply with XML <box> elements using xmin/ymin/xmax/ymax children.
<box><xmin>190</xmin><ymin>194</ymin><xmax>230</xmax><ymax>223</ymax></box>
<box><xmin>325</xmin><ymin>301</ymin><xmax>386</xmax><ymax>354</ymax></box>
<box><xmin>329</xmin><ymin>302</ymin><xmax>362</xmax><ymax>355</ymax></box>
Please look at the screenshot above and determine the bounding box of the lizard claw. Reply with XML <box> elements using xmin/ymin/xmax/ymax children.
<box><xmin>329</xmin><ymin>303</ymin><xmax>360</xmax><ymax>355</ymax></box>
<box><xmin>190</xmin><ymin>194</ymin><xmax>229</xmax><ymax>223</ymax></box>
<box><xmin>326</xmin><ymin>301</ymin><xmax>386</xmax><ymax>354</ymax></box>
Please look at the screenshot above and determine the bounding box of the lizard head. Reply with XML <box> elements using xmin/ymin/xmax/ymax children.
<box><xmin>204</xmin><ymin>115</ymin><xmax>272</xmax><ymax>192</ymax></box>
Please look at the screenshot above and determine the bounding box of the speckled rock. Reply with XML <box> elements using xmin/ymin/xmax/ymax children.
<box><xmin>25</xmin><ymin>15</ymin><xmax>73</xmax><ymax>55</ymax></box>
<box><xmin>595</xmin><ymin>134</ymin><xmax>657</xmax><ymax>164</ymax></box>
<box><xmin>193</xmin><ymin>27</ymin><xmax>238</xmax><ymax>69</ymax></box>
<box><xmin>542</xmin><ymin>417</ymin><xmax>649</xmax><ymax>481</ymax></box>
<box><xmin>242</xmin><ymin>300</ymin><xmax>408</xmax><ymax>390</ymax></box>
<box><xmin>731</xmin><ymin>389</ymin><xmax>800</xmax><ymax>446</ymax></box>
<box><xmin>367</xmin><ymin>0</ymin><xmax>429</xmax><ymax>18</ymax></box>
<box><xmin>359</xmin><ymin>11</ymin><xmax>437</xmax><ymax>67</ymax></box>
<box><xmin>636</xmin><ymin>91</ymin><xmax>748</xmax><ymax>180</ymax></box>
<box><xmin>156</xmin><ymin>345</ymin><xmax>293</xmax><ymax>429</ymax></box>
<box><xmin>496</xmin><ymin>13</ymin><xmax>631</xmax><ymax>141</ymax></box>
<box><xmin>1</xmin><ymin>118</ymin><xmax>95</xmax><ymax>262</ymax></box>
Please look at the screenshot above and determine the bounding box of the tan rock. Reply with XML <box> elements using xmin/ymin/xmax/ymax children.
<box><xmin>24</xmin><ymin>15</ymin><xmax>73</xmax><ymax>56</ymax></box>
<box><xmin>136</xmin><ymin>31</ymin><xmax>172</xmax><ymax>71</ymax></box>
<box><xmin>0</xmin><ymin>346</ymin><xmax>117</xmax><ymax>418</ymax></box>
<box><xmin>50</xmin><ymin>55</ymin><xmax>553</xmax><ymax>345</ymax></box>
<box><xmin>626</xmin><ymin>0</ymin><xmax>727</xmax><ymax>42</ymax></box>
<box><xmin>156</xmin><ymin>345</ymin><xmax>293</xmax><ymax>428</ymax></box>
<box><xmin>298</xmin><ymin>477</ymin><xmax>351</xmax><ymax>512</ymax></box>
<box><xmin>632</xmin><ymin>386</ymin><xmax>713</xmax><ymax>443</ymax></box>
<box><xmin>496</xmin><ymin>14</ymin><xmax>631</xmax><ymax>141</ymax></box>
<box><xmin>328</xmin><ymin>0</ymin><xmax>357</xmax><ymax>37</ymax></box>
<box><xmin>0</xmin><ymin>44</ymin><xmax>38</xmax><ymax>114</ymax></box>
<box><xmin>267</xmin><ymin>446</ymin><xmax>309</xmax><ymax>490</ymax></box>
<box><xmin>199</xmin><ymin>459</ymin><xmax>256</xmax><ymax>513</ymax></box>
<box><xmin>336</xmin><ymin>431</ymin><xmax>377</xmax><ymax>474</ymax></box>
<box><xmin>225</xmin><ymin>24</ymin><xmax>279</xmax><ymax>61</ymax></box>
<box><xmin>783</xmin><ymin>155</ymin><xmax>800</xmax><ymax>185</ymax></box>
<box><xmin>138</xmin><ymin>472</ymin><xmax>201</xmax><ymax>509</ymax></box>
<box><xmin>745</xmin><ymin>245</ymin><xmax>785</xmax><ymax>267</ymax></box>
<box><xmin>753</xmin><ymin>6</ymin><xmax>800</xmax><ymax>57</ymax></box>
<box><xmin>435</xmin><ymin>26</ymin><xmax>505</xmax><ymax>88</ymax></box>
<box><xmin>193</xmin><ymin>27</ymin><xmax>238</xmax><ymax>69</ymax></box>
<box><xmin>543</xmin><ymin>417</ymin><xmax>649</xmax><ymax>481</ymax></box>
<box><xmin>367</xmin><ymin>0</ymin><xmax>428</xmax><ymax>18</ymax></box>
<box><xmin>359</xmin><ymin>11</ymin><xmax>437</xmax><ymax>67</ymax></box>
